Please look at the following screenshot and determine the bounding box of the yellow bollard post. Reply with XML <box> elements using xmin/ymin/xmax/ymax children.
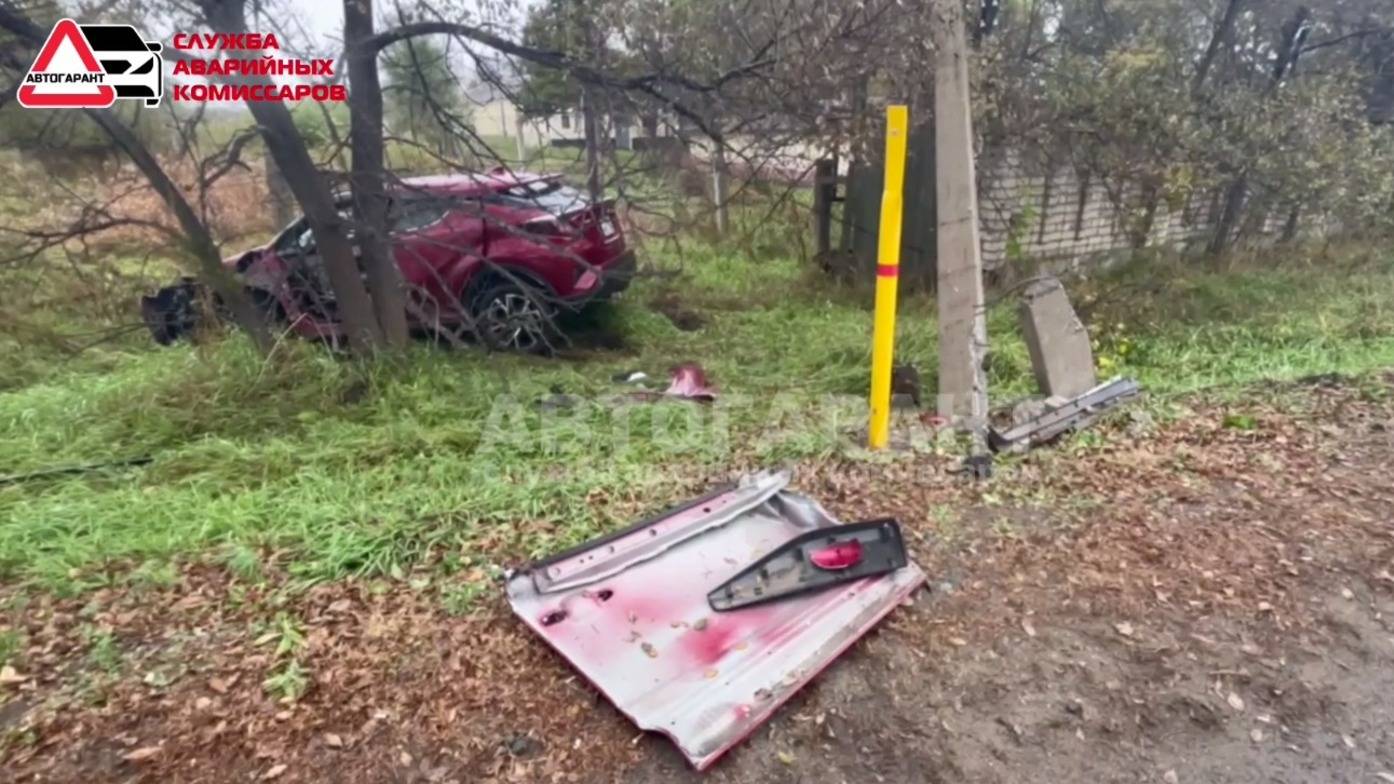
<box><xmin>868</xmin><ymin>105</ymin><xmax>909</xmax><ymax>450</ymax></box>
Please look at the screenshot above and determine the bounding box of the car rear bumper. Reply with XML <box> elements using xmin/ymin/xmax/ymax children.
<box><xmin>596</xmin><ymin>249</ymin><xmax>637</xmax><ymax>298</ymax></box>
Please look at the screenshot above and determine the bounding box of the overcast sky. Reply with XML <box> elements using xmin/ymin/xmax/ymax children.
<box><xmin>274</xmin><ymin>0</ymin><xmax>535</xmax><ymax>53</ymax></box>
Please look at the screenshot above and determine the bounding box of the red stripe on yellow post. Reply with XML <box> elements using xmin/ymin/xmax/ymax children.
<box><xmin>868</xmin><ymin>105</ymin><xmax>909</xmax><ymax>450</ymax></box>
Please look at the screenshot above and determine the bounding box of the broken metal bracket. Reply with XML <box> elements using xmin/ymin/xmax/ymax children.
<box><xmin>989</xmin><ymin>377</ymin><xmax>1141</xmax><ymax>452</ymax></box>
<box><xmin>961</xmin><ymin>453</ymin><xmax>993</xmax><ymax>480</ymax></box>
<box><xmin>707</xmin><ymin>518</ymin><xmax>909</xmax><ymax>612</ymax></box>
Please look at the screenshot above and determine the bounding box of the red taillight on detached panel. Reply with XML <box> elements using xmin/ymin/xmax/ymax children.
<box><xmin>810</xmin><ymin>540</ymin><xmax>864</xmax><ymax>571</ymax></box>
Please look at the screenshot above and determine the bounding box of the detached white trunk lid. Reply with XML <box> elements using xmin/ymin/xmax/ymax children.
<box><xmin>507</xmin><ymin>472</ymin><xmax>926</xmax><ymax>770</ymax></box>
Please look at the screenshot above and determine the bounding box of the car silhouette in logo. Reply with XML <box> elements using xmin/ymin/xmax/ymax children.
<box><xmin>81</xmin><ymin>25</ymin><xmax>162</xmax><ymax>106</ymax></box>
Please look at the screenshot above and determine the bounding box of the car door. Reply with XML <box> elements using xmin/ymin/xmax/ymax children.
<box><xmin>391</xmin><ymin>196</ymin><xmax>486</xmax><ymax>313</ymax></box>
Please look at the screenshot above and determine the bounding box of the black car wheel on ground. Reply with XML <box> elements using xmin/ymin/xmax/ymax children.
<box><xmin>470</xmin><ymin>281</ymin><xmax>559</xmax><ymax>354</ymax></box>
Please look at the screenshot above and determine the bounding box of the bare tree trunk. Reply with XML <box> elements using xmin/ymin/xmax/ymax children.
<box><xmin>202</xmin><ymin>0</ymin><xmax>384</xmax><ymax>351</ymax></box>
<box><xmin>1208</xmin><ymin>176</ymin><xmax>1248</xmax><ymax>254</ymax></box>
<box><xmin>1281</xmin><ymin>204</ymin><xmax>1301</xmax><ymax>242</ymax></box>
<box><xmin>265</xmin><ymin>149</ymin><xmax>295</xmax><ymax>229</ymax></box>
<box><xmin>581</xmin><ymin>86</ymin><xmax>603</xmax><ymax>204</ymax></box>
<box><xmin>1192</xmin><ymin>0</ymin><xmax>1246</xmax><ymax>94</ymax></box>
<box><xmin>1132</xmin><ymin>183</ymin><xmax>1160</xmax><ymax>249</ymax></box>
<box><xmin>345</xmin><ymin>0</ymin><xmax>409</xmax><ymax>350</ymax></box>
<box><xmin>575</xmin><ymin>0</ymin><xmax>603</xmax><ymax>204</ymax></box>
<box><xmin>711</xmin><ymin>144</ymin><xmax>730</xmax><ymax>237</ymax></box>
<box><xmin>1209</xmin><ymin>5</ymin><xmax>1309</xmax><ymax>255</ymax></box>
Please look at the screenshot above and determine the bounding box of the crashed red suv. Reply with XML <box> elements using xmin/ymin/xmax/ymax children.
<box><xmin>148</xmin><ymin>170</ymin><xmax>634</xmax><ymax>351</ymax></box>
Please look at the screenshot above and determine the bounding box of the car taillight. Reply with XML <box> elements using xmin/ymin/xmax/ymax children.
<box><xmin>810</xmin><ymin>540</ymin><xmax>864</xmax><ymax>570</ymax></box>
<box><xmin>522</xmin><ymin>217</ymin><xmax>566</xmax><ymax>237</ymax></box>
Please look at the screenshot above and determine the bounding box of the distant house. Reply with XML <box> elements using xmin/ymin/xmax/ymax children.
<box><xmin>469</xmin><ymin>81</ymin><xmax>684</xmax><ymax>157</ymax></box>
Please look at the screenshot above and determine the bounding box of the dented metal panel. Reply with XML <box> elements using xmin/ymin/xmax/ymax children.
<box><xmin>506</xmin><ymin>472</ymin><xmax>925</xmax><ymax>770</ymax></box>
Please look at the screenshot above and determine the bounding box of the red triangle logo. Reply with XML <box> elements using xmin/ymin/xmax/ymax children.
<box><xmin>17</xmin><ymin>19</ymin><xmax>117</xmax><ymax>109</ymax></box>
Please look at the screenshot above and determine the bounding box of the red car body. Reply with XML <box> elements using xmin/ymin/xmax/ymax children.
<box><xmin>230</xmin><ymin>170</ymin><xmax>634</xmax><ymax>348</ymax></box>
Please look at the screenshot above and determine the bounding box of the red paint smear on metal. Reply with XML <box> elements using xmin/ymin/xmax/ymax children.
<box><xmin>695</xmin><ymin>578</ymin><xmax>918</xmax><ymax>770</ymax></box>
<box><xmin>876</xmin><ymin>264</ymin><xmax>899</xmax><ymax>277</ymax></box>
<box><xmin>680</xmin><ymin>614</ymin><xmax>755</xmax><ymax>666</ymax></box>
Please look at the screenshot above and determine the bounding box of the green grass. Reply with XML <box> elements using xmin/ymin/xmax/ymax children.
<box><xmin>1</xmin><ymin>240</ymin><xmax>1392</xmax><ymax>596</ymax></box>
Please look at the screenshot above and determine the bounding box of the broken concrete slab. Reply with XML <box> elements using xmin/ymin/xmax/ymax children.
<box><xmin>1020</xmin><ymin>275</ymin><xmax>1096</xmax><ymax>398</ymax></box>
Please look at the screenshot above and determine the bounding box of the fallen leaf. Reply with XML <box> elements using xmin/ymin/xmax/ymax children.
<box><xmin>328</xmin><ymin>599</ymin><xmax>353</xmax><ymax>613</ymax></box>
<box><xmin>0</xmin><ymin>666</ymin><xmax>26</xmax><ymax>685</ymax></box>
<box><xmin>208</xmin><ymin>677</ymin><xmax>230</xmax><ymax>694</ymax></box>
<box><xmin>263</xmin><ymin>763</ymin><xmax>287</xmax><ymax>780</ymax></box>
<box><xmin>123</xmin><ymin>747</ymin><xmax>161</xmax><ymax>763</ymax></box>
<box><xmin>1226</xmin><ymin>692</ymin><xmax>1246</xmax><ymax>712</ymax></box>
<box><xmin>1115</xmin><ymin>622</ymin><xmax>1135</xmax><ymax>638</ymax></box>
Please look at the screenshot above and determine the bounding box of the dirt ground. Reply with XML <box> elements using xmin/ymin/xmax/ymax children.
<box><xmin>3</xmin><ymin>374</ymin><xmax>1393</xmax><ymax>783</ymax></box>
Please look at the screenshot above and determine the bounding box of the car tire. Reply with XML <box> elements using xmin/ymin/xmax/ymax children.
<box><xmin>469</xmin><ymin>280</ymin><xmax>559</xmax><ymax>355</ymax></box>
<box><xmin>247</xmin><ymin>288</ymin><xmax>287</xmax><ymax>329</ymax></box>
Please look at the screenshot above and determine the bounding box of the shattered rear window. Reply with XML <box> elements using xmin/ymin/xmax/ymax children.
<box><xmin>493</xmin><ymin>180</ymin><xmax>589</xmax><ymax>216</ymax></box>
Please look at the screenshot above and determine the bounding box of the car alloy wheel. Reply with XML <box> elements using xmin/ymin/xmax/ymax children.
<box><xmin>480</xmin><ymin>290</ymin><xmax>549</xmax><ymax>352</ymax></box>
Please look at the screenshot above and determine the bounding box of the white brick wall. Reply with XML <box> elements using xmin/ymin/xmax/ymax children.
<box><xmin>975</xmin><ymin>150</ymin><xmax>1313</xmax><ymax>271</ymax></box>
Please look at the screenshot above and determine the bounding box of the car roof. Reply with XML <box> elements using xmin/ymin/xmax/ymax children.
<box><xmin>393</xmin><ymin>170</ymin><xmax>557</xmax><ymax>197</ymax></box>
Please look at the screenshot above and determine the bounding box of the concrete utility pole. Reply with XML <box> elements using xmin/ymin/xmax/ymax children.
<box><xmin>932</xmin><ymin>0</ymin><xmax>989</xmax><ymax>428</ymax></box>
